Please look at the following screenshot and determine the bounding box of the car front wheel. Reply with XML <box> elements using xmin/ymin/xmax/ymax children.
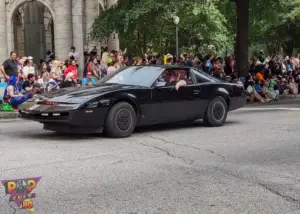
<box><xmin>203</xmin><ymin>96</ymin><xmax>228</xmax><ymax>127</ymax></box>
<box><xmin>104</xmin><ymin>102</ymin><xmax>137</xmax><ymax>138</ymax></box>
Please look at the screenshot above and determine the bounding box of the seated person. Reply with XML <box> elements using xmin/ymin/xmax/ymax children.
<box><xmin>164</xmin><ymin>71</ymin><xmax>187</xmax><ymax>90</ymax></box>
<box><xmin>23</xmin><ymin>73</ymin><xmax>36</xmax><ymax>92</ymax></box>
<box><xmin>61</xmin><ymin>72</ymin><xmax>77</xmax><ymax>88</ymax></box>
<box><xmin>246</xmin><ymin>78</ymin><xmax>268</xmax><ymax>103</ymax></box>
<box><xmin>287</xmin><ymin>77</ymin><xmax>298</xmax><ymax>96</ymax></box>
<box><xmin>4</xmin><ymin>76</ymin><xmax>29</xmax><ymax>108</ymax></box>
<box><xmin>261</xmin><ymin>80</ymin><xmax>276</xmax><ymax>100</ymax></box>
<box><xmin>81</xmin><ymin>72</ymin><xmax>96</xmax><ymax>86</ymax></box>
<box><xmin>32</xmin><ymin>83</ymin><xmax>42</xmax><ymax>95</ymax></box>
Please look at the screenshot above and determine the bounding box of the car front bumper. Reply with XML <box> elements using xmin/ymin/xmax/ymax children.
<box><xmin>228</xmin><ymin>96</ymin><xmax>247</xmax><ymax>111</ymax></box>
<box><xmin>19</xmin><ymin>105</ymin><xmax>109</xmax><ymax>133</ymax></box>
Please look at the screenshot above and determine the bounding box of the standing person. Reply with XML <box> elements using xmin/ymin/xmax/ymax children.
<box><xmin>118</xmin><ymin>55</ymin><xmax>126</xmax><ymax>68</ymax></box>
<box><xmin>107</xmin><ymin>58</ymin><xmax>117</xmax><ymax>75</ymax></box>
<box><xmin>158</xmin><ymin>54</ymin><xmax>163</xmax><ymax>65</ymax></box>
<box><xmin>100</xmin><ymin>53</ymin><xmax>109</xmax><ymax>76</ymax></box>
<box><xmin>203</xmin><ymin>54</ymin><xmax>214</xmax><ymax>73</ymax></box>
<box><xmin>165</xmin><ymin>54</ymin><xmax>174</xmax><ymax>65</ymax></box>
<box><xmin>89</xmin><ymin>46</ymin><xmax>98</xmax><ymax>58</ymax></box>
<box><xmin>0</xmin><ymin>51</ymin><xmax>19</xmax><ymax>81</ymax></box>
<box><xmin>68</xmin><ymin>46</ymin><xmax>80</xmax><ymax>62</ymax></box>
<box><xmin>22</xmin><ymin>56</ymin><xmax>37</xmax><ymax>80</ymax></box>
<box><xmin>46</xmin><ymin>50</ymin><xmax>53</xmax><ymax>63</ymax></box>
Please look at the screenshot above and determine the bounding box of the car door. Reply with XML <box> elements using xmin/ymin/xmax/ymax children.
<box><xmin>189</xmin><ymin>68</ymin><xmax>219</xmax><ymax>117</ymax></box>
<box><xmin>148</xmin><ymin>68</ymin><xmax>203</xmax><ymax>124</ymax></box>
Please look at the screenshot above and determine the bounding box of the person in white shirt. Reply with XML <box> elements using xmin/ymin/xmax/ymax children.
<box><xmin>22</xmin><ymin>56</ymin><xmax>36</xmax><ymax>80</ymax></box>
<box><xmin>68</xmin><ymin>46</ymin><xmax>80</xmax><ymax>61</ymax></box>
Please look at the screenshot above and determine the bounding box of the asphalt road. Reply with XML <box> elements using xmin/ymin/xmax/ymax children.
<box><xmin>0</xmin><ymin>109</ymin><xmax>300</xmax><ymax>214</ymax></box>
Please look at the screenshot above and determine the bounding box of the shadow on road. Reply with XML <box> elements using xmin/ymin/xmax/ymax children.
<box><xmin>11</xmin><ymin>132</ymin><xmax>104</xmax><ymax>141</ymax></box>
<box><xmin>10</xmin><ymin>120</ymin><xmax>240</xmax><ymax>140</ymax></box>
<box><xmin>134</xmin><ymin>120</ymin><xmax>239</xmax><ymax>133</ymax></box>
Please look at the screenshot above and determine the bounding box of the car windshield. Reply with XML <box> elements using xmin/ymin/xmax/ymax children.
<box><xmin>96</xmin><ymin>66</ymin><xmax>164</xmax><ymax>87</ymax></box>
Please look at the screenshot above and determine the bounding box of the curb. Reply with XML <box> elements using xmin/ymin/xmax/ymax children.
<box><xmin>0</xmin><ymin>112</ymin><xmax>20</xmax><ymax>119</ymax></box>
<box><xmin>238</xmin><ymin>107</ymin><xmax>300</xmax><ymax>111</ymax></box>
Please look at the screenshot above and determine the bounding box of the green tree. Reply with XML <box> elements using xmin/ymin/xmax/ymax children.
<box><xmin>91</xmin><ymin>0</ymin><xmax>233</xmax><ymax>56</ymax></box>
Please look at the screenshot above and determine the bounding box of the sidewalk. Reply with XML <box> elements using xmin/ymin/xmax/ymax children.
<box><xmin>246</xmin><ymin>94</ymin><xmax>300</xmax><ymax>108</ymax></box>
<box><xmin>0</xmin><ymin>111</ymin><xmax>19</xmax><ymax>119</ymax></box>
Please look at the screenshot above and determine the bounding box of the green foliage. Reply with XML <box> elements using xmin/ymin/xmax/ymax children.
<box><xmin>248</xmin><ymin>0</ymin><xmax>300</xmax><ymax>55</ymax></box>
<box><xmin>91</xmin><ymin>0</ymin><xmax>300</xmax><ymax>56</ymax></box>
<box><xmin>91</xmin><ymin>0</ymin><xmax>233</xmax><ymax>56</ymax></box>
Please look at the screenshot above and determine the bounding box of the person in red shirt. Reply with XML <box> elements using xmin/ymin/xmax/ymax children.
<box><xmin>64</xmin><ymin>60</ymin><xmax>78</xmax><ymax>81</ymax></box>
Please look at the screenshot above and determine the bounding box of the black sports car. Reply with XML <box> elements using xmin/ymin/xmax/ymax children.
<box><xmin>19</xmin><ymin>65</ymin><xmax>246</xmax><ymax>138</ymax></box>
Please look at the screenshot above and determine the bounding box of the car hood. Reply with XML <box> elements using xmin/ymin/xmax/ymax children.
<box><xmin>43</xmin><ymin>84</ymin><xmax>146</xmax><ymax>104</ymax></box>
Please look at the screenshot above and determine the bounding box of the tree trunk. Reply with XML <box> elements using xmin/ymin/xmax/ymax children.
<box><xmin>283</xmin><ymin>40</ymin><xmax>295</xmax><ymax>56</ymax></box>
<box><xmin>235</xmin><ymin>0</ymin><xmax>249</xmax><ymax>78</ymax></box>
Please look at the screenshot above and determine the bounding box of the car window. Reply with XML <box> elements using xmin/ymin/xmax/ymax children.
<box><xmin>154</xmin><ymin>69</ymin><xmax>194</xmax><ymax>87</ymax></box>
<box><xmin>97</xmin><ymin>66</ymin><xmax>164</xmax><ymax>87</ymax></box>
<box><xmin>191</xmin><ymin>68</ymin><xmax>222</xmax><ymax>83</ymax></box>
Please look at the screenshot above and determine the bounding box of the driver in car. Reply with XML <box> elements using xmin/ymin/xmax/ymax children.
<box><xmin>165</xmin><ymin>71</ymin><xmax>187</xmax><ymax>91</ymax></box>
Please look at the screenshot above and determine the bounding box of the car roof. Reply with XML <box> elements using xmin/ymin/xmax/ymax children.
<box><xmin>131</xmin><ymin>65</ymin><xmax>194</xmax><ymax>70</ymax></box>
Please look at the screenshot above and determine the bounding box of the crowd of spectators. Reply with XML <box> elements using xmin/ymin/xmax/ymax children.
<box><xmin>0</xmin><ymin>47</ymin><xmax>299</xmax><ymax>111</ymax></box>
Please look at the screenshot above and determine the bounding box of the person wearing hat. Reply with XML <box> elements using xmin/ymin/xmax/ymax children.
<box><xmin>165</xmin><ymin>54</ymin><xmax>173</xmax><ymax>65</ymax></box>
<box><xmin>22</xmin><ymin>56</ymin><xmax>37</xmax><ymax>80</ymax></box>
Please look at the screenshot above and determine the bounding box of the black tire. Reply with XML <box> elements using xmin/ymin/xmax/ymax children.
<box><xmin>203</xmin><ymin>96</ymin><xmax>228</xmax><ymax>127</ymax></box>
<box><xmin>104</xmin><ymin>102</ymin><xmax>137</xmax><ymax>138</ymax></box>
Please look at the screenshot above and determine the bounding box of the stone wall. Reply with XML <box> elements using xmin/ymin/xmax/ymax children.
<box><xmin>0</xmin><ymin>0</ymin><xmax>120</xmax><ymax>65</ymax></box>
<box><xmin>44</xmin><ymin>8</ymin><xmax>53</xmax><ymax>52</ymax></box>
<box><xmin>85</xmin><ymin>0</ymin><xmax>101</xmax><ymax>54</ymax></box>
<box><xmin>13</xmin><ymin>9</ymin><xmax>24</xmax><ymax>57</ymax></box>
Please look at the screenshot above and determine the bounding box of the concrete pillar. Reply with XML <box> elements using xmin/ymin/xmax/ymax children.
<box><xmin>85</xmin><ymin>0</ymin><xmax>101</xmax><ymax>54</ymax></box>
<box><xmin>44</xmin><ymin>8</ymin><xmax>53</xmax><ymax>52</ymax></box>
<box><xmin>107</xmin><ymin>0</ymin><xmax>119</xmax><ymax>51</ymax></box>
<box><xmin>72</xmin><ymin>0</ymin><xmax>85</xmax><ymax>77</ymax></box>
<box><xmin>13</xmin><ymin>14</ymin><xmax>24</xmax><ymax>57</ymax></box>
<box><xmin>0</xmin><ymin>0</ymin><xmax>7</xmax><ymax>64</ymax></box>
<box><xmin>107</xmin><ymin>33</ymin><xmax>119</xmax><ymax>51</ymax></box>
<box><xmin>23</xmin><ymin>1</ymin><xmax>46</xmax><ymax>63</ymax></box>
<box><xmin>53</xmin><ymin>0</ymin><xmax>73</xmax><ymax>60</ymax></box>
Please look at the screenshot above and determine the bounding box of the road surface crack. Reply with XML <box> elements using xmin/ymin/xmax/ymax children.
<box><xmin>257</xmin><ymin>183</ymin><xmax>300</xmax><ymax>204</ymax></box>
<box><xmin>148</xmin><ymin>135</ymin><xmax>226</xmax><ymax>160</ymax></box>
<box><xmin>139</xmin><ymin>142</ymin><xmax>193</xmax><ymax>165</ymax></box>
<box><xmin>217</xmin><ymin>168</ymin><xmax>300</xmax><ymax>205</ymax></box>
